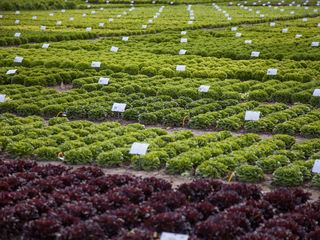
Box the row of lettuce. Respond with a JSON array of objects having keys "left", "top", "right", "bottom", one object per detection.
[
  {"left": 1, "top": 76, "right": 319, "bottom": 136},
  {"left": 0, "top": 4, "right": 319, "bottom": 46},
  {"left": 0, "top": 54, "right": 319, "bottom": 86},
  {"left": 0, "top": 0, "right": 78, "bottom": 11},
  {"left": 144, "top": 18, "right": 320, "bottom": 61},
  {"left": 0, "top": 113, "right": 320, "bottom": 187},
  {"left": 0, "top": 0, "right": 240, "bottom": 11}
]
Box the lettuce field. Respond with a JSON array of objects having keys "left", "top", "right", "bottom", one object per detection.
[{"left": 0, "top": 0, "right": 320, "bottom": 239}]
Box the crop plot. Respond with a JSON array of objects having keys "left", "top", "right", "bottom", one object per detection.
[{"left": 1, "top": 0, "right": 320, "bottom": 238}]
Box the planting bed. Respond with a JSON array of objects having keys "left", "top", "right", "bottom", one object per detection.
[
  {"left": 1, "top": 159, "right": 320, "bottom": 240},
  {"left": 1, "top": 113, "right": 320, "bottom": 188}
]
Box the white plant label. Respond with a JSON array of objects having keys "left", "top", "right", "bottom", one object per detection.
[
  {"left": 117, "top": 15, "right": 121, "bottom": 18},
  {"left": 302, "top": 18, "right": 308, "bottom": 22},
  {"left": 290, "top": 11, "right": 294, "bottom": 14},
  {"left": 198, "top": 85, "right": 210, "bottom": 92},
  {"left": 176, "top": 65, "right": 186, "bottom": 71},
  {"left": 129, "top": 142, "right": 149, "bottom": 155},
  {"left": 282, "top": 28, "right": 288, "bottom": 33},
  {"left": 14, "top": 56, "right": 23, "bottom": 63},
  {"left": 0, "top": 94, "right": 6, "bottom": 103},
  {"left": 267, "top": 69, "right": 277, "bottom": 75},
  {"left": 16, "top": 11, "right": 20, "bottom": 15},
  {"left": 225, "top": 14, "right": 229, "bottom": 17},
  {"left": 179, "top": 49, "right": 187, "bottom": 55},
  {"left": 42, "top": 43, "right": 50, "bottom": 49},
  {"left": 270, "top": 22, "right": 275, "bottom": 26},
  {"left": 188, "top": 21, "right": 193, "bottom": 24},
  {"left": 109, "top": 18, "right": 114, "bottom": 22},
  {"left": 6, "top": 69, "right": 17, "bottom": 75},
  {"left": 49, "top": 13, "right": 54, "bottom": 16},
  {"left": 40, "top": 25, "right": 46, "bottom": 30},
  {"left": 231, "top": 27, "right": 237, "bottom": 31},
  {"left": 123, "top": 11, "right": 127, "bottom": 15},
  {"left": 142, "top": 25, "right": 147, "bottom": 29},
  {"left": 15, "top": 20, "right": 20, "bottom": 24},
  {"left": 101, "top": 8, "right": 104, "bottom": 10},
  {"left": 86, "top": 27, "right": 92, "bottom": 32},
  {"left": 245, "top": 40, "right": 252, "bottom": 44},
  {"left": 251, "top": 51, "right": 260, "bottom": 57},
  {"left": 295, "top": 34, "right": 302, "bottom": 38},
  {"left": 98, "top": 77, "right": 109, "bottom": 85},
  {"left": 245, "top": 111, "right": 260, "bottom": 121},
  {"left": 280, "top": 9, "right": 284, "bottom": 12},
  {"left": 57, "top": 21, "right": 62, "bottom": 25},
  {"left": 227, "top": 17, "right": 232, "bottom": 21},
  {"left": 83, "top": 14, "right": 86, "bottom": 17},
  {"left": 260, "top": 14, "right": 264, "bottom": 17},
  {"left": 160, "top": 232, "right": 189, "bottom": 240},
  {"left": 0, "top": 15, "right": 2, "bottom": 19},
  {"left": 311, "top": 42, "right": 319, "bottom": 47},
  {"left": 91, "top": 61, "right": 101, "bottom": 68},
  {"left": 70, "top": 17, "right": 74, "bottom": 21},
  {"left": 312, "top": 159, "right": 320, "bottom": 174},
  {"left": 99, "top": 23, "right": 104, "bottom": 27},
  {"left": 122, "top": 37, "right": 129, "bottom": 41},
  {"left": 181, "top": 38, "right": 187, "bottom": 43},
  {"left": 235, "top": 33, "right": 242, "bottom": 37},
  {"left": 110, "top": 46, "right": 119, "bottom": 52},
  {"left": 61, "top": 9, "right": 65, "bottom": 13},
  {"left": 112, "top": 103, "right": 126, "bottom": 112},
  {"left": 32, "top": 16, "right": 37, "bottom": 20},
  {"left": 313, "top": 89, "right": 320, "bottom": 96},
  {"left": 148, "top": 19, "right": 153, "bottom": 23},
  {"left": 14, "top": 32, "right": 21, "bottom": 38},
  {"left": 91, "top": 11, "right": 96, "bottom": 14},
  {"left": 318, "top": 23, "right": 320, "bottom": 27},
  {"left": 181, "top": 31, "right": 187, "bottom": 35}
]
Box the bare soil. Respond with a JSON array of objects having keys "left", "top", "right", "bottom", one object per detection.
[{"left": 47, "top": 83, "right": 73, "bottom": 93}]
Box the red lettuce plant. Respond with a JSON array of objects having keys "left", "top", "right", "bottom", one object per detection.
[
  {"left": 22, "top": 217, "right": 61, "bottom": 240},
  {"left": 58, "top": 220, "right": 104, "bottom": 240},
  {"left": 92, "top": 213, "right": 124, "bottom": 237},
  {"left": 177, "top": 179, "right": 222, "bottom": 202},
  {"left": 263, "top": 187, "right": 311, "bottom": 212},
  {"left": 144, "top": 212, "right": 191, "bottom": 234}
]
